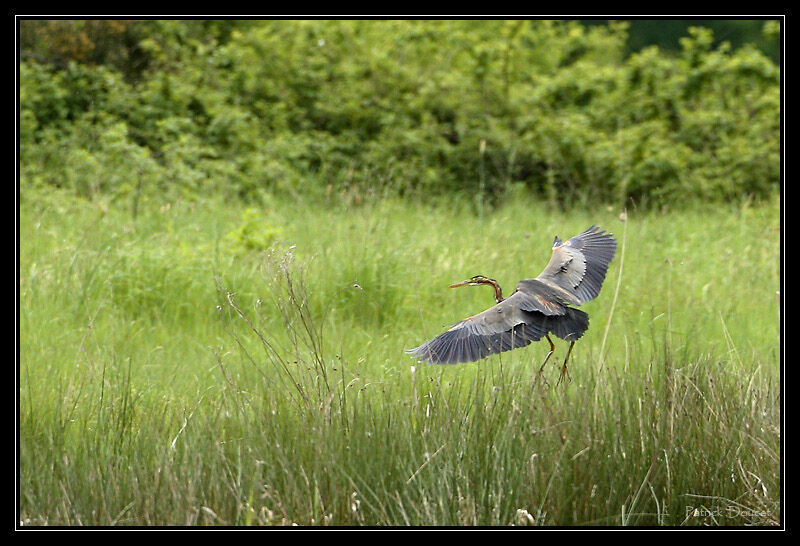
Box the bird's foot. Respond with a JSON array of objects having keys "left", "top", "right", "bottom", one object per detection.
[
  {"left": 557, "top": 364, "right": 572, "bottom": 385},
  {"left": 536, "top": 369, "right": 550, "bottom": 387}
]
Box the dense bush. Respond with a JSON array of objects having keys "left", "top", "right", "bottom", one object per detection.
[{"left": 20, "top": 20, "right": 780, "bottom": 209}]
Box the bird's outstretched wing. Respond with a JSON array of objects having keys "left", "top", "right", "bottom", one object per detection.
[
  {"left": 533, "top": 225, "right": 616, "bottom": 305},
  {"left": 408, "top": 226, "right": 613, "bottom": 365},
  {"left": 407, "top": 290, "right": 564, "bottom": 365}
]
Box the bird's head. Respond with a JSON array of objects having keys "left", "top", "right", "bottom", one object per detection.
[
  {"left": 552, "top": 235, "right": 563, "bottom": 249},
  {"left": 448, "top": 275, "right": 496, "bottom": 289},
  {"left": 449, "top": 275, "right": 504, "bottom": 303}
]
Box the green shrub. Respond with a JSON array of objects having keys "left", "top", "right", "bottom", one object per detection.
[
  {"left": 20, "top": 21, "right": 780, "bottom": 209},
  {"left": 224, "top": 207, "right": 283, "bottom": 253}
]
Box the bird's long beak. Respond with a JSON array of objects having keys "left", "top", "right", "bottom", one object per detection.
[{"left": 448, "top": 280, "right": 472, "bottom": 289}]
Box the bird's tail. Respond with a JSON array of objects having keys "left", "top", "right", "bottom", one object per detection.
[{"left": 544, "top": 307, "right": 589, "bottom": 341}]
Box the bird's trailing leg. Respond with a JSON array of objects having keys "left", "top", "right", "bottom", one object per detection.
[
  {"left": 537, "top": 335, "right": 556, "bottom": 379},
  {"left": 558, "top": 341, "right": 575, "bottom": 385}
]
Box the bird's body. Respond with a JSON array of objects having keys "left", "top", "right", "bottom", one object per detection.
[{"left": 407, "top": 226, "right": 617, "bottom": 380}]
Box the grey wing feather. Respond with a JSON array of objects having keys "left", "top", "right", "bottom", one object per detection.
[
  {"left": 534, "top": 225, "right": 616, "bottom": 305},
  {"left": 407, "top": 291, "right": 551, "bottom": 365}
]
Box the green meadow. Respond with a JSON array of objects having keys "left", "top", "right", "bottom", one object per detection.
[{"left": 19, "top": 189, "right": 780, "bottom": 526}]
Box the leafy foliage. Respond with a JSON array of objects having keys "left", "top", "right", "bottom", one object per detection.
[
  {"left": 224, "top": 207, "right": 283, "bottom": 252},
  {"left": 20, "top": 20, "right": 780, "bottom": 209}
]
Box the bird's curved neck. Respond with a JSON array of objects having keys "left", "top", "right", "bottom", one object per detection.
[{"left": 483, "top": 279, "right": 504, "bottom": 303}]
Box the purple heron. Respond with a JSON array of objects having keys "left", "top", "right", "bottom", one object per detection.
[{"left": 407, "top": 226, "right": 617, "bottom": 382}]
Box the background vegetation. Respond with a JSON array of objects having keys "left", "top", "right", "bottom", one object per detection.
[
  {"left": 21, "top": 19, "right": 780, "bottom": 209},
  {"left": 19, "top": 19, "right": 781, "bottom": 527}
]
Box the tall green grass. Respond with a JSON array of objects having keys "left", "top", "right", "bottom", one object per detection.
[{"left": 19, "top": 189, "right": 780, "bottom": 525}]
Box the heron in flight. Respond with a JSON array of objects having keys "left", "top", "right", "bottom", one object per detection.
[{"left": 407, "top": 226, "right": 617, "bottom": 383}]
